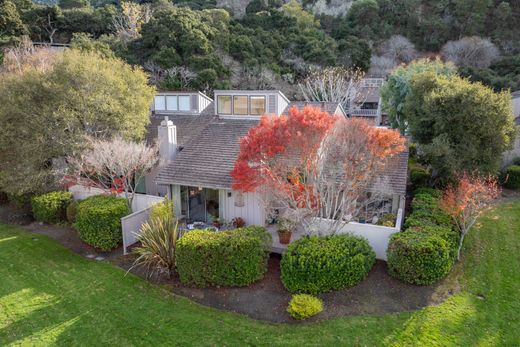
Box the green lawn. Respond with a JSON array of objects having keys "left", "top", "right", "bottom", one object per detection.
[{"left": 1, "top": 202, "right": 519, "bottom": 346}]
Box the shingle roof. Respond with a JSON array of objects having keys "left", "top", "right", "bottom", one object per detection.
[
  {"left": 145, "top": 113, "right": 214, "bottom": 147},
  {"left": 374, "top": 148, "right": 409, "bottom": 196},
  {"left": 283, "top": 101, "right": 344, "bottom": 116},
  {"left": 155, "top": 117, "right": 258, "bottom": 189}
]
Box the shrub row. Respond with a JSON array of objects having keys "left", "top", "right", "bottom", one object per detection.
[
  {"left": 74, "top": 195, "right": 130, "bottom": 251},
  {"left": 31, "top": 191, "right": 73, "bottom": 223},
  {"left": 280, "top": 234, "right": 375, "bottom": 294},
  {"left": 387, "top": 190, "right": 459, "bottom": 285},
  {"left": 176, "top": 226, "right": 271, "bottom": 287}
]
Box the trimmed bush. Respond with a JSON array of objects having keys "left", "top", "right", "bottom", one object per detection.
[
  {"left": 66, "top": 201, "right": 78, "bottom": 223},
  {"left": 405, "top": 190, "right": 453, "bottom": 229},
  {"left": 281, "top": 235, "right": 375, "bottom": 294},
  {"left": 408, "top": 225, "right": 460, "bottom": 261},
  {"left": 31, "top": 191, "right": 73, "bottom": 223},
  {"left": 74, "top": 195, "right": 130, "bottom": 251},
  {"left": 387, "top": 231, "right": 452, "bottom": 285},
  {"left": 176, "top": 226, "right": 271, "bottom": 287},
  {"left": 376, "top": 213, "right": 396, "bottom": 227},
  {"left": 504, "top": 165, "right": 520, "bottom": 189},
  {"left": 413, "top": 187, "right": 441, "bottom": 198},
  {"left": 287, "top": 294, "right": 323, "bottom": 320},
  {"left": 410, "top": 166, "right": 430, "bottom": 188}
]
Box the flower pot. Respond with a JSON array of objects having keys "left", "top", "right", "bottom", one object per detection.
[{"left": 278, "top": 229, "right": 292, "bottom": 245}]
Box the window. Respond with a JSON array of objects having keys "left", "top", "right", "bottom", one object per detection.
[
  {"left": 250, "top": 96, "right": 266, "bottom": 115},
  {"left": 179, "top": 96, "right": 190, "bottom": 111},
  {"left": 217, "top": 95, "right": 232, "bottom": 114},
  {"left": 233, "top": 95, "right": 248, "bottom": 115},
  {"left": 166, "top": 96, "right": 178, "bottom": 111},
  {"left": 154, "top": 96, "right": 166, "bottom": 111}
]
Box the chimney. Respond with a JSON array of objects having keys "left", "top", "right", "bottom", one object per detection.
[{"left": 158, "top": 116, "right": 177, "bottom": 162}]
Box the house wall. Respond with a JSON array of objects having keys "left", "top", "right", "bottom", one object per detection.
[
  {"left": 220, "top": 189, "right": 266, "bottom": 226},
  {"left": 501, "top": 96, "right": 520, "bottom": 168},
  {"left": 213, "top": 90, "right": 290, "bottom": 119}
]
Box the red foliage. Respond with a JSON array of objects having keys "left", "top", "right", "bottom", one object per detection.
[{"left": 231, "top": 106, "right": 336, "bottom": 192}]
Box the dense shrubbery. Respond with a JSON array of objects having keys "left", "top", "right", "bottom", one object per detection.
[
  {"left": 74, "top": 195, "right": 130, "bottom": 250},
  {"left": 281, "top": 235, "right": 375, "bottom": 294},
  {"left": 387, "top": 231, "right": 452, "bottom": 285},
  {"left": 410, "top": 165, "right": 430, "bottom": 188},
  {"left": 287, "top": 294, "right": 323, "bottom": 320},
  {"left": 176, "top": 226, "right": 271, "bottom": 287},
  {"left": 31, "top": 191, "right": 73, "bottom": 223},
  {"left": 504, "top": 165, "right": 520, "bottom": 189},
  {"left": 66, "top": 200, "right": 78, "bottom": 223},
  {"left": 388, "top": 190, "right": 458, "bottom": 285}
]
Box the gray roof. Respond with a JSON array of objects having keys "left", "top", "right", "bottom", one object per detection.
[
  {"left": 155, "top": 117, "right": 258, "bottom": 189},
  {"left": 376, "top": 149, "right": 409, "bottom": 196},
  {"left": 283, "top": 101, "right": 345, "bottom": 116},
  {"left": 145, "top": 113, "right": 213, "bottom": 146}
]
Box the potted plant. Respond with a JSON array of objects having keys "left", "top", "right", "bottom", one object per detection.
[{"left": 277, "top": 217, "right": 296, "bottom": 245}]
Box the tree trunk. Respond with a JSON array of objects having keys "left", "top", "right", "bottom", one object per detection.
[{"left": 457, "top": 233, "right": 465, "bottom": 261}]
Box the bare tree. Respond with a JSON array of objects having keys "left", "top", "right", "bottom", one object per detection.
[
  {"left": 113, "top": 2, "right": 152, "bottom": 42},
  {"left": 378, "top": 35, "right": 417, "bottom": 64},
  {"left": 1, "top": 36, "right": 59, "bottom": 74},
  {"left": 273, "top": 118, "right": 406, "bottom": 235},
  {"left": 66, "top": 136, "right": 159, "bottom": 208},
  {"left": 368, "top": 55, "right": 397, "bottom": 78},
  {"left": 441, "top": 36, "right": 500, "bottom": 68},
  {"left": 298, "top": 67, "right": 364, "bottom": 109}
]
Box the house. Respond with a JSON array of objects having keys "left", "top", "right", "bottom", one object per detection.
[
  {"left": 501, "top": 91, "right": 520, "bottom": 167},
  {"left": 348, "top": 78, "right": 387, "bottom": 126},
  {"left": 145, "top": 89, "right": 408, "bottom": 229}
]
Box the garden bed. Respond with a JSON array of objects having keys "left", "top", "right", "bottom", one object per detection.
[{"left": 0, "top": 211, "right": 456, "bottom": 323}]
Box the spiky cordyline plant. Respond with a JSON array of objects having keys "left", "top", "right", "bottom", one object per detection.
[{"left": 129, "top": 215, "right": 181, "bottom": 279}]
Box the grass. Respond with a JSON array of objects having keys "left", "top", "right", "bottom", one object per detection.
[{"left": 1, "top": 201, "right": 519, "bottom": 346}]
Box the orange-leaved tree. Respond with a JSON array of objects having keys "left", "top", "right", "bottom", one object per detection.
[
  {"left": 441, "top": 172, "right": 501, "bottom": 260},
  {"left": 231, "top": 106, "right": 406, "bottom": 234}
]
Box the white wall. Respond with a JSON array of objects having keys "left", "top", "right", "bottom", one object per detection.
[
  {"left": 122, "top": 207, "right": 152, "bottom": 254},
  {"left": 68, "top": 185, "right": 164, "bottom": 212},
  {"left": 220, "top": 189, "right": 265, "bottom": 226},
  {"left": 312, "top": 216, "right": 401, "bottom": 261}
]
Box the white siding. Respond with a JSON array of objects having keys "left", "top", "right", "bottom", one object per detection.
[{"left": 221, "top": 189, "right": 265, "bottom": 226}]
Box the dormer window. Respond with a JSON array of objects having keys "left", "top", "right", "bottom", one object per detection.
[
  {"left": 217, "top": 96, "right": 232, "bottom": 114},
  {"left": 250, "top": 96, "right": 266, "bottom": 115},
  {"left": 153, "top": 92, "right": 212, "bottom": 115},
  {"left": 214, "top": 90, "right": 288, "bottom": 118},
  {"left": 233, "top": 96, "right": 248, "bottom": 115}
]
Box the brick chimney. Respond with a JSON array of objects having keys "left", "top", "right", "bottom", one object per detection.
[{"left": 158, "top": 116, "right": 177, "bottom": 162}]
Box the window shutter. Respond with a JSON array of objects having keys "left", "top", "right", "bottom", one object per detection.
[
  {"left": 268, "top": 95, "right": 276, "bottom": 114},
  {"left": 190, "top": 94, "right": 198, "bottom": 112}
]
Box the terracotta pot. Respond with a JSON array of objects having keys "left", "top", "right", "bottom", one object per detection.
[{"left": 278, "top": 229, "right": 292, "bottom": 245}]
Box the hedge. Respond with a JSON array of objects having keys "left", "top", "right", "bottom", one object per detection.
[
  {"left": 410, "top": 165, "right": 430, "bottom": 188},
  {"left": 387, "top": 231, "right": 452, "bottom": 285},
  {"left": 66, "top": 201, "right": 78, "bottom": 223},
  {"left": 287, "top": 294, "right": 323, "bottom": 320},
  {"left": 389, "top": 189, "right": 458, "bottom": 285},
  {"left": 31, "top": 191, "right": 73, "bottom": 223},
  {"left": 176, "top": 226, "right": 271, "bottom": 287},
  {"left": 280, "top": 235, "right": 375, "bottom": 294},
  {"left": 74, "top": 195, "right": 130, "bottom": 251},
  {"left": 504, "top": 165, "right": 520, "bottom": 189}
]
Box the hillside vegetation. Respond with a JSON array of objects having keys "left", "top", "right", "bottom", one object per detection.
[{"left": 1, "top": 0, "right": 519, "bottom": 93}]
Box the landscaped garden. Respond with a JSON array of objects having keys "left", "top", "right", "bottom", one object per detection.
[{"left": 1, "top": 199, "right": 519, "bottom": 346}]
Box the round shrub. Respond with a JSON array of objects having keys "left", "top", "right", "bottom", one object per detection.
[
  {"left": 408, "top": 225, "right": 460, "bottom": 261},
  {"left": 387, "top": 231, "right": 452, "bottom": 285},
  {"left": 281, "top": 235, "right": 375, "bottom": 294},
  {"left": 66, "top": 200, "right": 78, "bottom": 223},
  {"left": 74, "top": 195, "right": 130, "bottom": 251},
  {"left": 31, "top": 191, "right": 73, "bottom": 223},
  {"left": 176, "top": 226, "right": 271, "bottom": 287},
  {"left": 504, "top": 165, "right": 520, "bottom": 189},
  {"left": 413, "top": 187, "right": 441, "bottom": 198},
  {"left": 287, "top": 294, "right": 323, "bottom": 320},
  {"left": 410, "top": 166, "right": 430, "bottom": 188}
]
